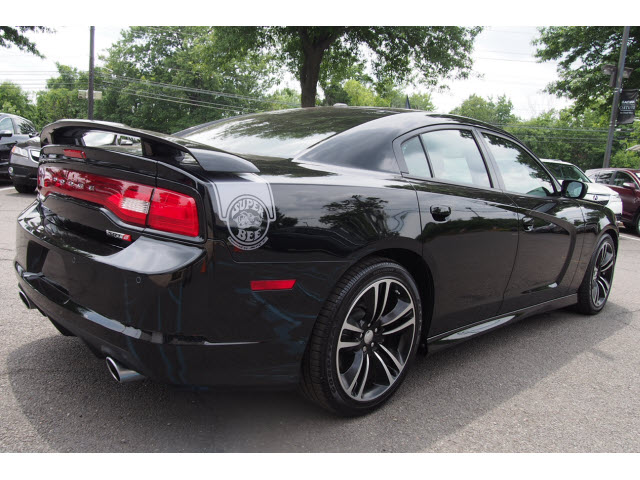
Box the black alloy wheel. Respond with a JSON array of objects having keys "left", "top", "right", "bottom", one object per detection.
[
  {"left": 301, "top": 258, "right": 423, "bottom": 416},
  {"left": 576, "top": 235, "right": 616, "bottom": 315}
]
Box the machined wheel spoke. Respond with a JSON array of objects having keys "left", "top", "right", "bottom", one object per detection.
[
  {"left": 374, "top": 351, "right": 396, "bottom": 386},
  {"left": 597, "top": 276, "right": 610, "bottom": 298},
  {"left": 338, "top": 340, "right": 361, "bottom": 351},
  {"left": 380, "top": 300, "right": 413, "bottom": 328},
  {"left": 600, "top": 252, "right": 615, "bottom": 272},
  {"left": 342, "top": 321, "right": 364, "bottom": 334},
  {"left": 378, "top": 343, "right": 404, "bottom": 372},
  {"left": 356, "top": 354, "right": 370, "bottom": 399},
  {"left": 373, "top": 280, "right": 391, "bottom": 322},
  {"left": 344, "top": 350, "right": 365, "bottom": 395}
]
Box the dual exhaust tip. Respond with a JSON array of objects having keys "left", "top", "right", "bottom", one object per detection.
[
  {"left": 105, "top": 357, "right": 145, "bottom": 383},
  {"left": 19, "top": 291, "right": 144, "bottom": 384}
]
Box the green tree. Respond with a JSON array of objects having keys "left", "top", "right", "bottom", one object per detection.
[
  {"left": 0, "top": 26, "right": 52, "bottom": 57},
  {"left": 504, "top": 107, "right": 612, "bottom": 171},
  {"left": 450, "top": 94, "right": 517, "bottom": 125},
  {"left": 218, "top": 27, "right": 482, "bottom": 107},
  {"left": 0, "top": 82, "right": 35, "bottom": 117},
  {"left": 535, "top": 27, "right": 640, "bottom": 116},
  {"left": 34, "top": 64, "right": 91, "bottom": 128},
  {"left": 98, "top": 26, "right": 279, "bottom": 133}
]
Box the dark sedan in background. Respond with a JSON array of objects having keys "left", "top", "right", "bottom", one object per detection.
[
  {"left": 0, "top": 113, "right": 38, "bottom": 179},
  {"left": 15, "top": 108, "right": 618, "bottom": 415},
  {"left": 8, "top": 137, "right": 41, "bottom": 193}
]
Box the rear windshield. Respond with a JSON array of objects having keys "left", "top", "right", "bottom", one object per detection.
[{"left": 182, "top": 108, "right": 398, "bottom": 158}]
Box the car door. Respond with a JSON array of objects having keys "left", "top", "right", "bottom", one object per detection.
[
  {"left": 395, "top": 127, "right": 520, "bottom": 336},
  {"left": 478, "top": 131, "right": 585, "bottom": 312},
  {"left": 610, "top": 171, "right": 640, "bottom": 222}
]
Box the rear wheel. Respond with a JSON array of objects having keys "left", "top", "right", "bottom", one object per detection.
[
  {"left": 576, "top": 235, "right": 616, "bottom": 315},
  {"left": 301, "top": 258, "right": 422, "bottom": 416}
]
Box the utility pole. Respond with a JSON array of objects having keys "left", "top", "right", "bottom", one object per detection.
[
  {"left": 603, "top": 26, "right": 630, "bottom": 168},
  {"left": 88, "top": 26, "right": 95, "bottom": 120}
]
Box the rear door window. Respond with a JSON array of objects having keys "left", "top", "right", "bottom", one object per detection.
[
  {"left": 401, "top": 136, "right": 431, "bottom": 178},
  {"left": 419, "top": 129, "right": 491, "bottom": 188},
  {"left": 482, "top": 133, "right": 554, "bottom": 197}
]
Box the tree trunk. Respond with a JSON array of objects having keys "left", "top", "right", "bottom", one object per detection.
[{"left": 300, "top": 47, "right": 324, "bottom": 107}]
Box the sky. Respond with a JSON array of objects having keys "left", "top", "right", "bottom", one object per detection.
[{"left": 0, "top": 25, "right": 571, "bottom": 120}]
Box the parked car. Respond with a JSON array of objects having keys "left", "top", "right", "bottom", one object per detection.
[
  {"left": 541, "top": 159, "right": 623, "bottom": 220},
  {"left": 586, "top": 167, "right": 640, "bottom": 235},
  {"left": 0, "top": 113, "right": 38, "bottom": 178},
  {"left": 15, "top": 109, "right": 618, "bottom": 415},
  {"left": 8, "top": 137, "right": 40, "bottom": 193}
]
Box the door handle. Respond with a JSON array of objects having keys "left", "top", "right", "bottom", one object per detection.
[
  {"left": 430, "top": 205, "right": 451, "bottom": 221},
  {"left": 522, "top": 216, "right": 535, "bottom": 232}
]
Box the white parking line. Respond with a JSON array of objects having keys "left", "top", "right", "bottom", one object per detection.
[
  {"left": 620, "top": 234, "right": 640, "bottom": 242},
  {"left": 0, "top": 186, "right": 15, "bottom": 192}
]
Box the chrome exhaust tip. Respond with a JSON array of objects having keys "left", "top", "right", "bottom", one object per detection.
[
  {"left": 105, "top": 357, "right": 144, "bottom": 383},
  {"left": 19, "top": 290, "right": 34, "bottom": 309}
]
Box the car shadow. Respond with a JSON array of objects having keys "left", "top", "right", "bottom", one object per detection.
[{"left": 7, "top": 303, "right": 630, "bottom": 452}]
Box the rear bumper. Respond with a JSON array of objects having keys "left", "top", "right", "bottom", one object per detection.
[
  {"left": 16, "top": 276, "right": 299, "bottom": 387},
  {"left": 15, "top": 202, "right": 341, "bottom": 388}
]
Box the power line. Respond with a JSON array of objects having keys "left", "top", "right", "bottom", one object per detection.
[{"left": 97, "top": 72, "right": 300, "bottom": 107}]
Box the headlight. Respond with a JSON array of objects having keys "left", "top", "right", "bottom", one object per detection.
[
  {"left": 10, "top": 146, "right": 29, "bottom": 158},
  {"left": 30, "top": 149, "right": 41, "bottom": 161}
]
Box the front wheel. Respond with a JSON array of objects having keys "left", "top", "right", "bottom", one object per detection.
[
  {"left": 14, "top": 183, "right": 35, "bottom": 194},
  {"left": 301, "top": 258, "right": 423, "bottom": 416},
  {"left": 576, "top": 235, "right": 616, "bottom": 315}
]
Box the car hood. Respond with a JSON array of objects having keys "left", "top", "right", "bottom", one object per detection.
[{"left": 585, "top": 182, "right": 617, "bottom": 195}]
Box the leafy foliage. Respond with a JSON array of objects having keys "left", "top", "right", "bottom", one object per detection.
[
  {"left": 0, "top": 82, "right": 35, "bottom": 117},
  {"left": 450, "top": 94, "right": 518, "bottom": 125},
  {"left": 0, "top": 26, "right": 52, "bottom": 58},
  {"left": 217, "top": 27, "right": 482, "bottom": 107},
  {"left": 97, "top": 27, "right": 281, "bottom": 133},
  {"left": 535, "top": 27, "right": 640, "bottom": 116}
]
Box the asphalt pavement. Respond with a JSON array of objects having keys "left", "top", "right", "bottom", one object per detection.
[{"left": 1, "top": 182, "right": 639, "bottom": 452}]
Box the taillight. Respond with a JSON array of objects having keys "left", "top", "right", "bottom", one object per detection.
[
  {"left": 148, "top": 188, "right": 199, "bottom": 237},
  {"left": 38, "top": 166, "right": 199, "bottom": 237}
]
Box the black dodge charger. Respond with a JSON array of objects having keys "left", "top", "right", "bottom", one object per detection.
[{"left": 15, "top": 108, "right": 618, "bottom": 415}]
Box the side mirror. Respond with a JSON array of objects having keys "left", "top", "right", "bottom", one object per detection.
[
  {"left": 561, "top": 180, "right": 588, "bottom": 199},
  {"left": 0, "top": 130, "right": 13, "bottom": 138},
  {"left": 622, "top": 182, "right": 637, "bottom": 190}
]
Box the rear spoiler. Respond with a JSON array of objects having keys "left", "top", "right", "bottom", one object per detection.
[{"left": 40, "top": 119, "right": 259, "bottom": 174}]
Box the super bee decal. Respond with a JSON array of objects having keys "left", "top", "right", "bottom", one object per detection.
[{"left": 212, "top": 174, "right": 276, "bottom": 250}]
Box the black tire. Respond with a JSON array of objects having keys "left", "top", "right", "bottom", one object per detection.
[
  {"left": 14, "top": 183, "right": 35, "bottom": 194},
  {"left": 301, "top": 257, "right": 423, "bottom": 416},
  {"left": 633, "top": 212, "right": 640, "bottom": 236},
  {"left": 576, "top": 234, "right": 616, "bottom": 315}
]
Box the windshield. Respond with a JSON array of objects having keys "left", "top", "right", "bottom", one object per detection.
[
  {"left": 182, "top": 108, "right": 398, "bottom": 158},
  {"left": 544, "top": 162, "right": 590, "bottom": 182}
]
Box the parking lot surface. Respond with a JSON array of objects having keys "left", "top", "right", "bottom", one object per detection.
[{"left": 1, "top": 183, "right": 639, "bottom": 452}]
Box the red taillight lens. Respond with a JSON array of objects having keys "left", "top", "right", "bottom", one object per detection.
[
  {"left": 38, "top": 166, "right": 199, "bottom": 237},
  {"left": 147, "top": 188, "right": 199, "bottom": 237},
  {"left": 250, "top": 280, "right": 297, "bottom": 291},
  {"left": 63, "top": 149, "right": 87, "bottom": 159}
]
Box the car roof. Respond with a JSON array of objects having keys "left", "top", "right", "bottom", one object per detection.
[
  {"left": 586, "top": 167, "right": 640, "bottom": 174},
  {"left": 541, "top": 158, "right": 573, "bottom": 166}
]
